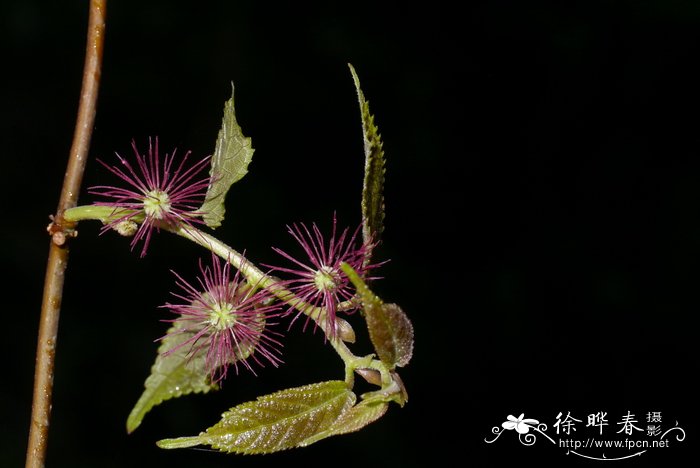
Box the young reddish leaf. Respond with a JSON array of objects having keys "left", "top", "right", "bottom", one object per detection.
[
  {"left": 349, "top": 64, "right": 385, "bottom": 262},
  {"left": 375, "top": 304, "right": 414, "bottom": 368},
  {"left": 157, "top": 381, "right": 355, "bottom": 454},
  {"left": 341, "top": 263, "right": 414, "bottom": 369},
  {"left": 126, "top": 324, "right": 217, "bottom": 433}
]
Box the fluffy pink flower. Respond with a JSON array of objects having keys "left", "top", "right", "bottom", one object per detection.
[
  {"left": 266, "top": 215, "right": 379, "bottom": 338},
  {"left": 162, "top": 253, "right": 283, "bottom": 382},
  {"left": 89, "top": 137, "right": 211, "bottom": 257}
]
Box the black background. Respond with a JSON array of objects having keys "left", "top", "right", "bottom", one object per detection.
[{"left": 1, "top": 1, "right": 696, "bottom": 467}]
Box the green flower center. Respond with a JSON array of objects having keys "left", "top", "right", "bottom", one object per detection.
[
  {"left": 143, "top": 189, "right": 171, "bottom": 219},
  {"left": 208, "top": 302, "right": 237, "bottom": 331},
  {"left": 314, "top": 265, "right": 341, "bottom": 292}
]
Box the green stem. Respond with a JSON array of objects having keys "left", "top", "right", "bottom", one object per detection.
[
  {"left": 172, "top": 225, "right": 332, "bottom": 318},
  {"left": 62, "top": 205, "right": 121, "bottom": 223},
  {"left": 181, "top": 223, "right": 396, "bottom": 390},
  {"left": 64, "top": 205, "right": 400, "bottom": 395},
  {"left": 64, "top": 207, "right": 358, "bottom": 351},
  {"left": 179, "top": 226, "right": 394, "bottom": 388}
]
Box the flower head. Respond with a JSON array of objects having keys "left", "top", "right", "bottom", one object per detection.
[
  {"left": 266, "top": 215, "right": 380, "bottom": 338},
  {"left": 89, "top": 137, "right": 211, "bottom": 257},
  {"left": 162, "top": 253, "right": 283, "bottom": 382}
]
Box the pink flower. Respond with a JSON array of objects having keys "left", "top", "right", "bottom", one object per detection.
[
  {"left": 89, "top": 137, "right": 211, "bottom": 257},
  {"left": 162, "top": 253, "right": 284, "bottom": 382},
  {"left": 266, "top": 215, "right": 379, "bottom": 338}
]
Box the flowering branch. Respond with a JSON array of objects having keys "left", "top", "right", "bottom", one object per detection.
[
  {"left": 62, "top": 205, "right": 379, "bottom": 374},
  {"left": 53, "top": 54, "right": 411, "bottom": 453},
  {"left": 27, "top": 1, "right": 106, "bottom": 467}
]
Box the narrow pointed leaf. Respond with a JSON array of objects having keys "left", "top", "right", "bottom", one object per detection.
[
  {"left": 349, "top": 64, "right": 385, "bottom": 260},
  {"left": 200, "top": 84, "right": 255, "bottom": 228},
  {"left": 342, "top": 263, "right": 414, "bottom": 369},
  {"left": 300, "top": 400, "right": 389, "bottom": 446},
  {"left": 157, "top": 381, "right": 356, "bottom": 454},
  {"left": 126, "top": 324, "right": 217, "bottom": 433}
]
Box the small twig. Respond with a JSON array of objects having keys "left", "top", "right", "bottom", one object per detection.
[{"left": 26, "top": 1, "right": 106, "bottom": 467}]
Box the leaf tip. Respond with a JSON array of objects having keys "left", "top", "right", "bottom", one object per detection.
[
  {"left": 157, "top": 436, "right": 203, "bottom": 450},
  {"left": 126, "top": 413, "right": 141, "bottom": 434},
  {"left": 348, "top": 63, "right": 361, "bottom": 92}
]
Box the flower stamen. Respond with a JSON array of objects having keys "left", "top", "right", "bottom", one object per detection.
[
  {"left": 208, "top": 301, "right": 237, "bottom": 331},
  {"left": 313, "top": 265, "right": 341, "bottom": 292},
  {"left": 143, "top": 189, "right": 172, "bottom": 219}
]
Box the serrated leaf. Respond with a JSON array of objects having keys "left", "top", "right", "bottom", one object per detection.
[
  {"left": 157, "top": 381, "right": 355, "bottom": 454},
  {"left": 300, "top": 400, "right": 389, "bottom": 446},
  {"left": 126, "top": 324, "right": 217, "bottom": 434},
  {"left": 200, "top": 84, "right": 254, "bottom": 228},
  {"left": 341, "top": 263, "right": 414, "bottom": 369},
  {"left": 373, "top": 304, "right": 414, "bottom": 368},
  {"left": 349, "top": 63, "right": 385, "bottom": 260}
]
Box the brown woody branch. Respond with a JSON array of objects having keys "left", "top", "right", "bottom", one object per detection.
[{"left": 26, "top": 1, "right": 106, "bottom": 467}]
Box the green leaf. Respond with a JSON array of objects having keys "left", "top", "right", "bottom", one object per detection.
[
  {"left": 200, "top": 83, "right": 255, "bottom": 228},
  {"left": 372, "top": 304, "right": 414, "bottom": 368},
  {"left": 349, "top": 63, "right": 385, "bottom": 260},
  {"left": 341, "top": 263, "right": 414, "bottom": 369},
  {"left": 126, "top": 324, "right": 217, "bottom": 434},
  {"left": 157, "top": 381, "right": 356, "bottom": 454},
  {"left": 300, "top": 399, "right": 389, "bottom": 446}
]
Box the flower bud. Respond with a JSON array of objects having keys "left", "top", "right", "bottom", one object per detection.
[
  {"left": 356, "top": 368, "right": 382, "bottom": 386},
  {"left": 114, "top": 220, "right": 138, "bottom": 237},
  {"left": 335, "top": 318, "right": 356, "bottom": 343}
]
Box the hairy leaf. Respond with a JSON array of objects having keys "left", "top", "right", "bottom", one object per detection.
[
  {"left": 373, "top": 304, "right": 414, "bottom": 368},
  {"left": 200, "top": 84, "right": 255, "bottom": 228},
  {"left": 126, "top": 324, "right": 217, "bottom": 433},
  {"left": 300, "top": 399, "right": 389, "bottom": 446},
  {"left": 349, "top": 63, "right": 385, "bottom": 260},
  {"left": 342, "top": 263, "right": 414, "bottom": 369},
  {"left": 157, "top": 381, "right": 356, "bottom": 453}
]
